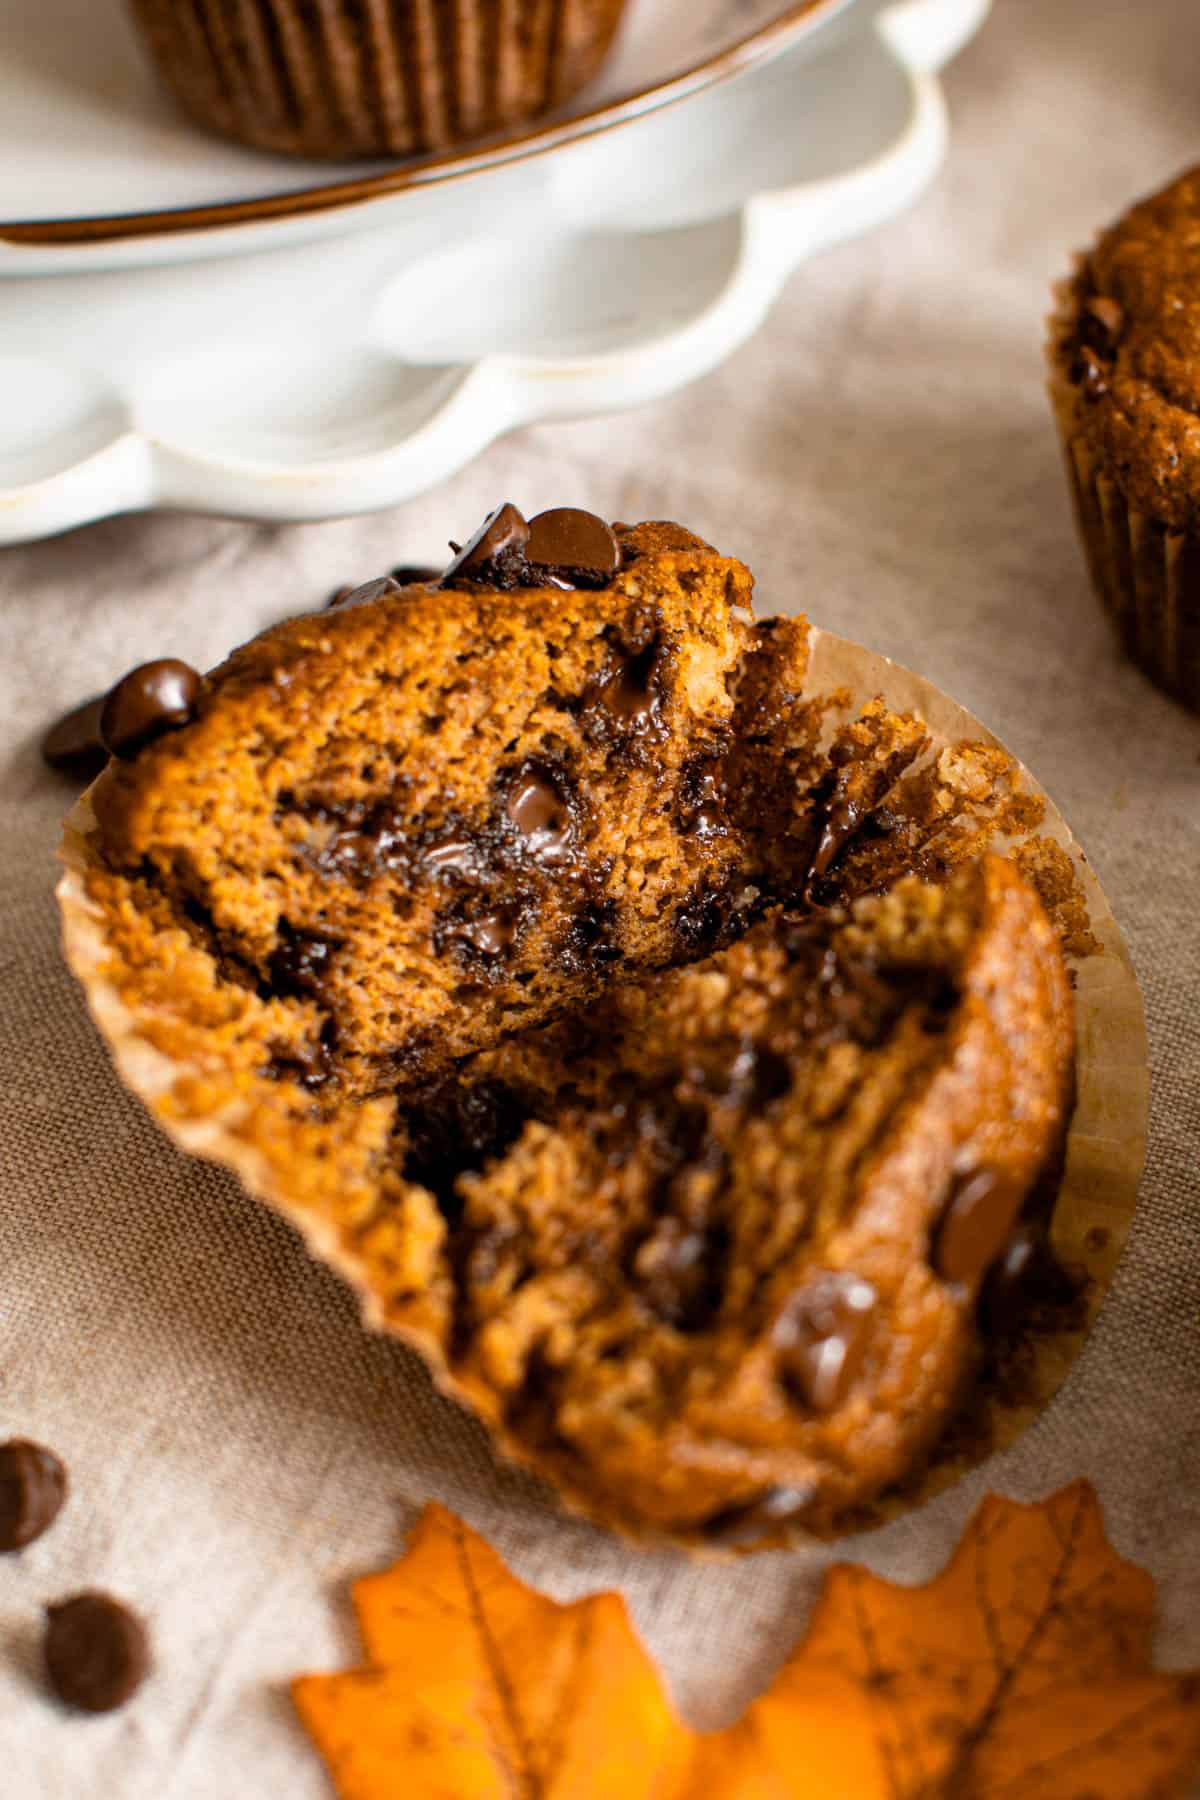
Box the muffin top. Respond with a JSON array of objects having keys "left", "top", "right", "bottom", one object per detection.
[{"left": 1057, "top": 166, "right": 1200, "bottom": 532}]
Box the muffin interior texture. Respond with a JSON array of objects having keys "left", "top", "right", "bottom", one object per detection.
[{"left": 74, "top": 519, "right": 1078, "bottom": 1543}]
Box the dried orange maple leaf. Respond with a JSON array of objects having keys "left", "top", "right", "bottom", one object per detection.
[{"left": 292, "top": 1482, "right": 1200, "bottom": 1800}]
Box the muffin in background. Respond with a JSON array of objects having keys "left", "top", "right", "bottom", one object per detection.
[
  {"left": 1048, "top": 167, "right": 1200, "bottom": 714},
  {"left": 128, "top": 0, "right": 629, "bottom": 161}
]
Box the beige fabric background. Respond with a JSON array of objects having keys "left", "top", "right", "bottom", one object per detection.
[{"left": 2, "top": 0, "right": 1198, "bottom": 1792}]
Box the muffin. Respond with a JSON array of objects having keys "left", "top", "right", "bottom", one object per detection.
[
  {"left": 128, "top": 0, "right": 629, "bottom": 160},
  {"left": 59, "top": 506, "right": 1077, "bottom": 1545},
  {"left": 1049, "top": 167, "right": 1200, "bottom": 713}
]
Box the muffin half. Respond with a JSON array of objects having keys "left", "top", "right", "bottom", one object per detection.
[{"left": 59, "top": 509, "right": 1076, "bottom": 1544}]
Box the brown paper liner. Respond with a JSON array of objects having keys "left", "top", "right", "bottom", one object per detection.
[
  {"left": 127, "top": 0, "right": 629, "bottom": 160},
  {"left": 57, "top": 632, "right": 1148, "bottom": 1552},
  {"left": 1048, "top": 293, "right": 1200, "bottom": 714}
]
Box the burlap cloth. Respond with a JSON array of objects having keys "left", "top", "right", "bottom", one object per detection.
[{"left": 2, "top": 0, "right": 1197, "bottom": 1790}]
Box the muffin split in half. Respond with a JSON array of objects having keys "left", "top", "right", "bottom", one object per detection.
[{"left": 61, "top": 514, "right": 1076, "bottom": 1544}]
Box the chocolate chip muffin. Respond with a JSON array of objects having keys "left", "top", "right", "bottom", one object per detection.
[
  {"left": 1049, "top": 166, "right": 1200, "bottom": 713},
  {"left": 61, "top": 506, "right": 1076, "bottom": 1545},
  {"left": 128, "top": 0, "right": 629, "bottom": 160}
]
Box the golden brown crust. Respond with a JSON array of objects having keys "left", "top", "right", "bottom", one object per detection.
[
  {"left": 61, "top": 523, "right": 1079, "bottom": 1546},
  {"left": 1050, "top": 168, "right": 1200, "bottom": 534}
]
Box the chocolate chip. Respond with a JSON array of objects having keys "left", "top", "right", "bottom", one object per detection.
[
  {"left": 525, "top": 508, "right": 620, "bottom": 588},
  {"left": 774, "top": 1273, "right": 878, "bottom": 1412},
  {"left": 40, "top": 696, "right": 109, "bottom": 782},
  {"left": 703, "top": 1483, "right": 817, "bottom": 1546},
  {"left": 402, "top": 1079, "right": 528, "bottom": 1222},
  {"left": 674, "top": 888, "right": 729, "bottom": 955},
  {"left": 807, "top": 797, "right": 864, "bottom": 886},
  {"left": 327, "top": 576, "right": 401, "bottom": 610},
  {"left": 505, "top": 763, "right": 572, "bottom": 862},
  {"left": 390, "top": 564, "right": 444, "bottom": 587},
  {"left": 422, "top": 833, "right": 480, "bottom": 877},
  {"left": 442, "top": 503, "right": 530, "bottom": 583},
  {"left": 678, "top": 759, "right": 727, "bottom": 837},
  {"left": 934, "top": 1168, "right": 1023, "bottom": 1288},
  {"left": 99, "top": 660, "right": 200, "bottom": 759},
  {"left": 266, "top": 1032, "right": 333, "bottom": 1092},
  {"left": 267, "top": 925, "right": 336, "bottom": 999},
  {"left": 591, "top": 641, "right": 664, "bottom": 734},
  {"left": 460, "top": 911, "right": 518, "bottom": 957},
  {"left": 44, "top": 1593, "right": 150, "bottom": 1714},
  {"left": 0, "top": 1440, "right": 67, "bottom": 1551},
  {"left": 978, "top": 1221, "right": 1081, "bottom": 1337},
  {"left": 564, "top": 900, "right": 621, "bottom": 968},
  {"left": 978, "top": 1224, "right": 1043, "bottom": 1333}
]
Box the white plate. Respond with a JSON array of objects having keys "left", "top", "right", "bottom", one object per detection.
[
  {"left": 1, "top": 0, "right": 860, "bottom": 266},
  {"left": 0, "top": 0, "right": 989, "bottom": 545}
]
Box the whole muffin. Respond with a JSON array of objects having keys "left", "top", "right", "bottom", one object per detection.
[
  {"left": 1049, "top": 167, "right": 1200, "bottom": 713},
  {"left": 128, "top": 0, "right": 629, "bottom": 160}
]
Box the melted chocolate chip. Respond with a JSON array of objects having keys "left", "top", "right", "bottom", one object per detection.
[
  {"left": 266, "top": 1032, "right": 334, "bottom": 1092},
  {"left": 590, "top": 640, "right": 665, "bottom": 736},
  {"left": 443, "top": 503, "right": 530, "bottom": 584},
  {"left": 774, "top": 1273, "right": 878, "bottom": 1413},
  {"left": 422, "top": 833, "right": 480, "bottom": 878},
  {"left": 390, "top": 564, "right": 444, "bottom": 587},
  {"left": 525, "top": 508, "right": 621, "bottom": 588},
  {"left": 703, "top": 1483, "right": 817, "bottom": 1547},
  {"left": 934, "top": 1168, "right": 1023, "bottom": 1288},
  {"left": 674, "top": 887, "right": 731, "bottom": 956},
  {"left": 564, "top": 900, "right": 622, "bottom": 969},
  {"left": 44, "top": 1593, "right": 150, "bottom": 1714},
  {"left": 0, "top": 1440, "right": 68, "bottom": 1551},
  {"left": 41, "top": 695, "right": 109, "bottom": 782},
  {"left": 100, "top": 660, "right": 200, "bottom": 759},
  {"left": 678, "top": 758, "right": 727, "bottom": 837},
  {"left": 978, "top": 1221, "right": 1080, "bottom": 1337},
  {"left": 267, "top": 925, "right": 336, "bottom": 1000},
  {"left": 402, "top": 1080, "right": 528, "bottom": 1223},
  {"left": 504, "top": 763, "right": 573, "bottom": 862},
  {"left": 808, "top": 797, "right": 864, "bottom": 886},
  {"left": 459, "top": 911, "right": 519, "bottom": 957},
  {"left": 327, "top": 576, "right": 401, "bottom": 610}
]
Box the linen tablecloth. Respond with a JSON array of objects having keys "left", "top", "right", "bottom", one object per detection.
[{"left": 2, "top": 0, "right": 1197, "bottom": 1791}]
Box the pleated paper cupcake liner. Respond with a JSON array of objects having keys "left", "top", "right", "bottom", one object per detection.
[
  {"left": 1048, "top": 306, "right": 1200, "bottom": 714},
  {"left": 128, "top": 0, "right": 628, "bottom": 160}
]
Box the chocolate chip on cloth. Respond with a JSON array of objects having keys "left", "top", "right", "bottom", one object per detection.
[
  {"left": 0, "top": 1439, "right": 67, "bottom": 1550},
  {"left": 41, "top": 696, "right": 109, "bottom": 784},
  {"left": 61, "top": 513, "right": 1076, "bottom": 1546},
  {"left": 43, "top": 1592, "right": 150, "bottom": 1714}
]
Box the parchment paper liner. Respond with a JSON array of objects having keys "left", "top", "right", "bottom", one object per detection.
[
  {"left": 127, "top": 0, "right": 629, "bottom": 161},
  {"left": 1048, "top": 282, "right": 1200, "bottom": 714},
  {"left": 56, "top": 627, "right": 1148, "bottom": 1550}
]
